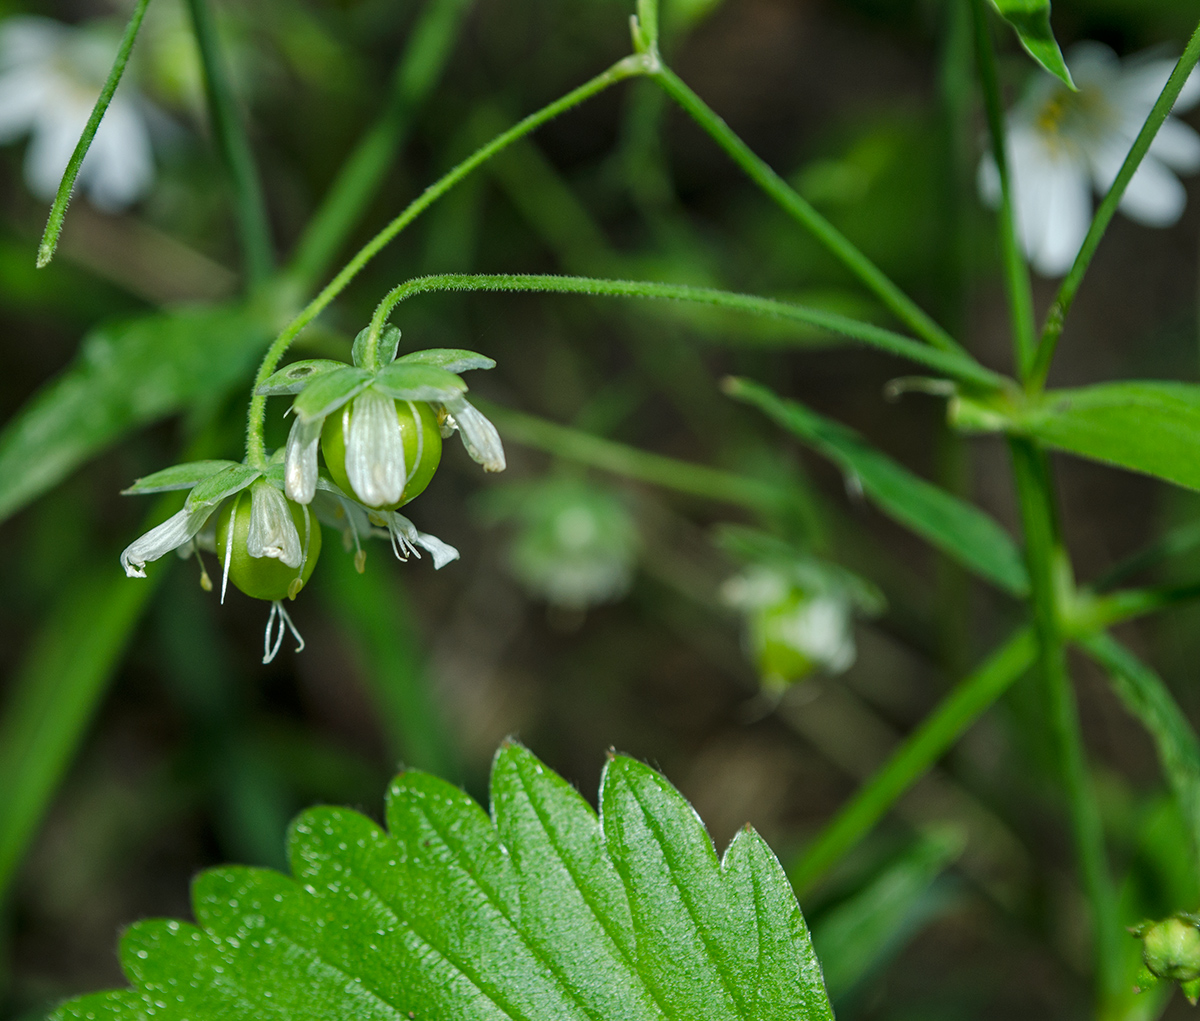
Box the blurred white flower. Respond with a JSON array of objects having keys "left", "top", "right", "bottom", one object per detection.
[
  {"left": 0, "top": 16, "right": 154, "bottom": 210},
  {"left": 979, "top": 42, "right": 1200, "bottom": 276}
]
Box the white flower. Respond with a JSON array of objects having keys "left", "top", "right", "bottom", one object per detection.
[
  {"left": 979, "top": 42, "right": 1200, "bottom": 276},
  {"left": 0, "top": 16, "right": 154, "bottom": 210}
]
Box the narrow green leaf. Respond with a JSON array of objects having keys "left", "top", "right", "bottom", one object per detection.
[
  {"left": 1017, "top": 382, "right": 1200, "bottom": 493},
  {"left": 727, "top": 377, "right": 1029, "bottom": 596},
  {"left": 37, "top": 0, "right": 155, "bottom": 267},
  {"left": 396, "top": 348, "right": 497, "bottom": 373},
  {"left": 372, "top": 362, "right": 466, "bottom": 401},
  {"left": 987, "top": 0, "right": 1073, "bottom": 87},
  {"left": 184, "top": 463, "right": 261, "bottom": 513},
  {"left": 255, "top": 359, "right": 350, "bottom": 396},
  {"left": 291, "top": 366, "right": 373, "bottom": 422},
  {"left": 0, "top": 304, "right": 269, "bottom": 524},
  {"left": 1077, "top": 632, "right": 1200, "bottom": 870},
  {"left": 121, "top": 460, "right": 241, "bottom": 495},
  {"left": 52, "top": 744, "right": 834, "bottom": 1021}
]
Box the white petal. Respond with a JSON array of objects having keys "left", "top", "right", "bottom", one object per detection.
[
  {"left": 414, "top": 530, "right": 460, "bottom": 569},
  {"left": 79, "top": 99, "right": 154, "bottom": 210},
  {"left": 976, "top": 152, "right": 1001, "bottom": 209},
  {"left": 345, "top": 389, "right": 405, "bottom": 507},
  {"left": 1118, "top": 154, "right": 1187, "bottom": 227},
  {"left": 120, "top": 507, "right": 207, "bottom": 577},
  {"left": 23, "top": 102, "right": 88, "bottom": 201},
  {"left": 246, "top": 481, "right": 303, "bottom": 568},
  {"left": 1148, "top": 118, "right": 1200, "bottom": 174},
  {"left": 444, "top": 395, "right": 505, "bottom": 472},
  {"left": 0, "top": 18, "right": 63, "bottom": 70},
  {"left": 1117, "top": 57, "right": 1190, "bottom": 111},
  {"left": 0, "top": 66, "right": 49, "bottom": 141},
  {"left": 787, "top": 597, "right": 855, "bottom": 674},
  {"left": 1008, "top": 129, "right": 1092, "bottom": 276},
  {"left": 284, "top": 414, "right": 322, "bottom": 504}
]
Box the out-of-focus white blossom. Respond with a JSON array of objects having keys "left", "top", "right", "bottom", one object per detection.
[
  {"left": 979, "top": 42, "right": 1200, "bottom": 276},
  {"left": 0, "top": 16, "right": 154, "bottom": 210}
]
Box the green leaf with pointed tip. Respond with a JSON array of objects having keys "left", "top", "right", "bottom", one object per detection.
[
  {"left": 988, "top": 0, "right": 1073, "bottom": 87},
  {"left": 52, "top": 743, "right": 834, "bottom": 1021},
  {"left": 291, "top": 366, "right": 373, "bottom": 422},
  {"left": 184, "top": 464, "right": 261, "bottom": 513},
  {"left": 397, "top": 348, "right": 497, "bottom": 373},
  {"left": 373, "top": 362, "right": 467, "bottom": 401},
  {"left": 351, "top": 324, "right": 401, "bottom": 368},
  {"left": 727, "top": 377, "right": 1029, "bottom": 596},
  {"left": 0, "top": 304, "right": 270, "bottom": 525},
  {"left": 121, "top": 460, "right": 241, "bottom": 495},
  {"left": 256, "top": 359, "right": 351, "bottom": 396}
]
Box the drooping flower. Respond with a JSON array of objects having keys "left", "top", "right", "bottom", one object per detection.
[
  {"left": 484, "top": 476, "right": 639, "bottom": 611},
  {"left": 978, "top": 42, "right": 1200, "bottom": 276},
  {"left": 0, "top": 16, "right": 155, "bottom": 210}
]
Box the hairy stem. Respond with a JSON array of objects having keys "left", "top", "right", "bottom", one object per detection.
[
  {"left": 184, "top": 0, "right": 274, "bottom": 287},
  {"left": 245, "top": 54, "right": 650, "bottom": 465}
]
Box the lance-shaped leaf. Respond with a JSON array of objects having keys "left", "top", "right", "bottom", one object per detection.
[
  {"left": 373, "top": 362, "right": 467, "bottom": 401},
  {"left": 121, "top": 460, "right": 241, "bottom": 495},
  {"left": 397, "top": 348, "right": 497, "bottom": 373},
  {"left": 988, "top": 0, "right": 1073, "bottom": 88},
  {"left": 184, "top": 464, "right": 262, "bottom": 514},
  {"left": 52, "top": 743, "right": 834, "bottom": 1021},
  {"left": 351, "top": 324, "right": 402, "bottom": 368},
  {"left": 291, "top": 366, "right": 373, "bottom": 422},
  {"left": 256, "top": 360, "right": 351, "bottom": 396},
  {"left": 727, "top": 377, "right": 1029, "bottom": 597}
]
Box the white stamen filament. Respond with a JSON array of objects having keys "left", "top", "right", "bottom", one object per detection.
[{"left": 263, "top": 600, "right": 306, "bottom": 664}]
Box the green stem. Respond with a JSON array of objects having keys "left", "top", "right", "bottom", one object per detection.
[
  {"left": 649, "top": 64, "right": 962, "bottom": 356},
  {"left": 244, "top": 54, "right": 650, "bottom": 464},
  {"left": 288, "top": 0, "right": 475, "bottom": 289},
  {"left": 789, "top": 627, "right": 1036, "bottom": 894},
  {"left": 480, "top": 400, "right": 794, "bottom": 513},
  {"left": 364, "top": 273, "right": 1004, "bottom": 385},
  {"left": 1030, "top": 18, "right": 1200, "bottom": 389},
  {"left": 1009, "top": 438, "right": 1121, "bottom": 1003},
  {"left": 970, "top": 0, "right": 1036, "bottom": 380},
  {"left": 36, "top": 0, "right": 153, "bottom": 269},
  {"left": 183, "top": 0, "right": 274, "bottom": 287}
]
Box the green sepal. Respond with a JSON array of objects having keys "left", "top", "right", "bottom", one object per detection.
[
  {"left": 255, "top": 359, "right": 350, "bottom": 396},
  {"left": 373, "top": 362, "right": 467, "bottom": 402},
  {"left": 291, "top": 366, "right": 373, "bottom": 422},
  {"left": 987, "top": 0, "right": 1074, "bottom": 88},
  {"left": 396, "top": 348, "right": 496, "bottom": 373},
  {"left": 121, "top": 460, "right": 241, "bottom": 495},
  {"left": 1183, "top": 978, "right": 1200, "bottom": 1005},
  {"left": 184, "top": 463, "right": 263, "bottom": 513},
  {"left": 351, "top": 324, "right": 401, "bottom": 368}
]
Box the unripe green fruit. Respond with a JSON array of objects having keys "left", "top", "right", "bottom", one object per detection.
[
  {"left": 215, "top": 494, "right": 322, "bottom": 601},
  {"left": 1142, "top": 917, "right": 1200, "bottom": 981},
  {"left": 320, "top": 398, "right": 442, "bottom": 509}
]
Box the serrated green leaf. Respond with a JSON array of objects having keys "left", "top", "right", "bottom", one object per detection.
[
  {"left": 372, "top": 362, "right": 467, "bottom": 401},
  {"left": 291, "top": 366, "right": 373, "bottom": 422},
  {"left": 256, "top": 359, "right": 350, "bottom": 396},
  {"left": 121, "top": 460, "right": 242, "bottom": 495},
  {"left": 988, "top": 0, "right": 1073, "bottom": 87},
  {"left": 396, "top": 348, "right": 497, "bottom": 373},
  {"left": 52, "top": 743, "right": 834, "bottom": 1021},
  {"left": 0, "top": 304, "right": 269, "bottom": 524},
  {"left": 727, "top": 377, "right": 1029, "bottom": 596},
  {"left": 1017, "top": 382, "right": 1200, "bottom": 493},
  {"left": 184, "top": 464, "right": 262, "bottom": 513}
]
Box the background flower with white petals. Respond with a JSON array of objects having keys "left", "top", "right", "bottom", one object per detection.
[{"left": 979, "top": 42, "right": 1200, "bottom": 277}]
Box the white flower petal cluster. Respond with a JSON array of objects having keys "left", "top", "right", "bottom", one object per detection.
[
  {"left": 979, "top": 42, "right": 1200, "bottom": 276},
  {"left": 0, "top": 16, "right": 154, "bottom": 210}
]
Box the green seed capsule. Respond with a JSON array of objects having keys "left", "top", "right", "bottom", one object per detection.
[
  {"left": 215, "top": 490, "right": 322, "bottom": 601},
  {"left": 321, "top": 397, "right": 442, "bottom": 510}
]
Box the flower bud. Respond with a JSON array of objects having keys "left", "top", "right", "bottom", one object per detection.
[{"left": 1139, "top": 916, "right": 1200, "bottom": 983}]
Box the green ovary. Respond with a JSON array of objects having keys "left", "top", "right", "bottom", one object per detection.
[{"left": 215, "top": 495, "right": 322, "bottom": 601}]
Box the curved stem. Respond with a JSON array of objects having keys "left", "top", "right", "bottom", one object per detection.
[
  {"left": 245, "top": 54, "right": 650, "bottom": 464},
  {"left": 1030, "top": 18, "right": 1200, "bottom": 390},
  {"left": 366, "top": 273, "right": 1006, "bottom": 387},
  {"left": 648, "top": 64, "right": 963, "bottom": 356}
]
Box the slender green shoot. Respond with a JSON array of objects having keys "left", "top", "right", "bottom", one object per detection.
[
  {"left": 1031, "top": 18, "right": 1200, "bottom": 389},
  {"left": 288, "top": 0, "right": 476, "bottom": 289},
  {"left": 970, "top": 0, "right": 1036, "bottom": 380},
  {"left": 649, "top": 63, "right": 963, "bottom": 356},
  {"left": 36, "top": 0, "right": 154, "bottom": 269},
  {"left": 184, "top": 0, "right": 274, "bottom": 286},
  {"left": 362, "top": 272, "right": 1006, "bottom": 386},
  {"left": 245, "top": 54, "right": 650, "bottom": 466},
  {"left": 790, "top": 627, "right": 1036, "bottom": 894},
  {"left": 1092, "top": 518, "right": 1200, "bottom": 591}
]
